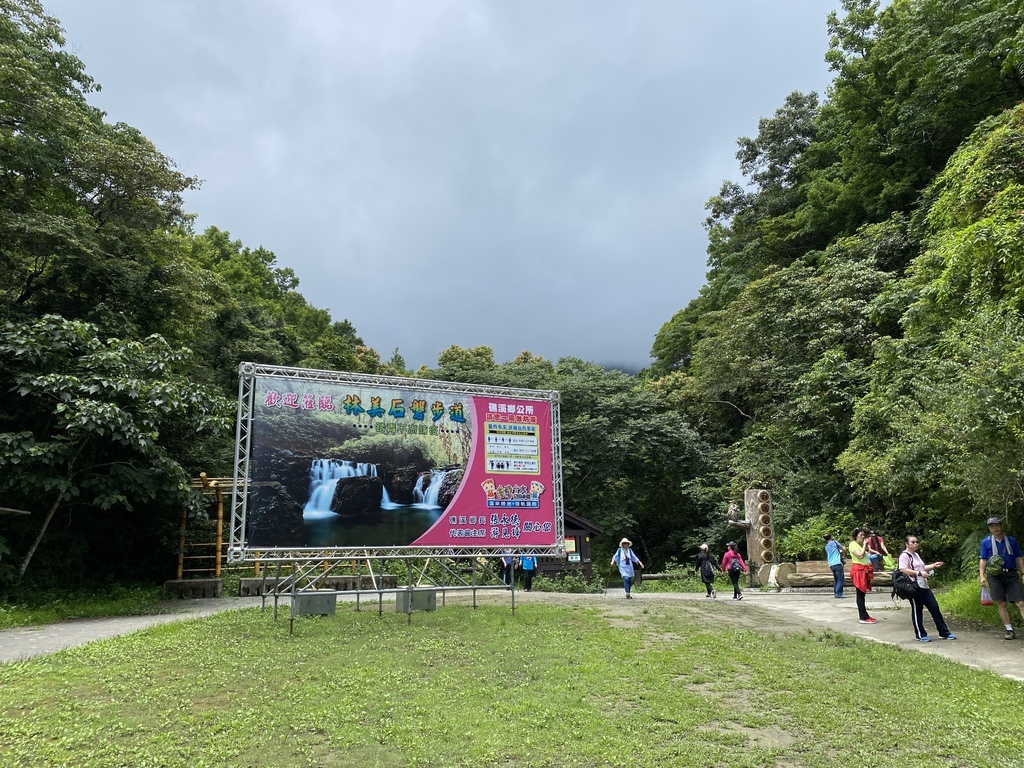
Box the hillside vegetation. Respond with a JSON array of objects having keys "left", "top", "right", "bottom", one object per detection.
[
  {"left": 3, "top": 0, "right": 1024, "bottom": 587},
  {"left": 649, "top": 0, "right": 1024, "bottom": 560}
]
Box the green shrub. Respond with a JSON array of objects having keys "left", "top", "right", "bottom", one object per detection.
[
  {"left": 938, "top": 578, "right": 1024, "bottom": 629},
  {"left": 777, "top": 511, "right": 856, "bottom": 561},
  {"left": 530, "top": 571, "right": 603, "bottom": 594},
  {"left": 598, "top": 558, "right": 731, "bottom": 594},
  {"left": 0, "top": 584, "right": 165, "bottom": 629}
]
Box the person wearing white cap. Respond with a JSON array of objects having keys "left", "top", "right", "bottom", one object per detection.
[
  {"left": 979, "top": 516, "right": 1024, "bottom": 640},
  {"left": 696, "top": 543, "right": 718, "bottom": 598},
  {"left": 611, "top": 538, "right": 644, "bottom": 599}
]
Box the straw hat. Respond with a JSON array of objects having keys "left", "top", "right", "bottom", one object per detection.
[{"left": 619, "top": 538, "right": 632, "bottom": 547}]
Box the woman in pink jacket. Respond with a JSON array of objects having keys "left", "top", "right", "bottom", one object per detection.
[{"left": 721, "top": 542, "right": 749, "bottom": 600}]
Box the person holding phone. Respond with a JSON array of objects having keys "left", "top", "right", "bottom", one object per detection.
[
  {"left": 899, "top": 535, "right": 956, "bottom": 642},
  {"left": 849, "top": 528, "right": 876, "bottom": 624}
]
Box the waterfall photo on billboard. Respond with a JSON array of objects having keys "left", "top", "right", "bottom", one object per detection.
[{"left": 240, "top": 369, "right": 560, "bottom": 552}]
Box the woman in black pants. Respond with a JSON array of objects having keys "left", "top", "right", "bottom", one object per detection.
[
  {"left": 899, "top": 535, "right": 956, "bottom": 642},
  {"left": 696, "top": 544, "right": 718, "bottom": 598},
  {"left": 848, "top": 528, "right": 876, "bottom": 624},
  {"left": 720, "top": 542, "right": 748, "bottom": 600}
]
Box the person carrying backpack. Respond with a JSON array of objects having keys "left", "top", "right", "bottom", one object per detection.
[
  {"left": 823, "top": 533, "right": 846, "bottom": 599},
  {"left": 720, "top": 542, "right": 748, "bottom": 600},
  {"left": 696, "top": 544, "right": 718, "bottom": 598},
  {"left": 979, "top": 517, "right": 1024, "bottom": 640},
  {"left": 898, "top": 534, "right": 956, "bottom": 642}
]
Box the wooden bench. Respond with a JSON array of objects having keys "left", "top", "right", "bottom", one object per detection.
[
  {"left": 163, "top": 578, "right": 223, "bottom": 598},
  {"left": 785, "top": 560, "right": 891, "bottom": 589}
]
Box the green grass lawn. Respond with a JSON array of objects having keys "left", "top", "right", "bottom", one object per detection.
[
  {"left": 2, "top": 599, "right": 1021, "bottom": 767},
  {"left": 0, "top": 585, "right": 167, "bottom": 629}
]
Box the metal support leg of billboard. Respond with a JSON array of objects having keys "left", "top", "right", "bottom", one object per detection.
[
  {"left": 259, "top": 553, "right": 518, "bottom": 630},
  {"left": 228, "top": 364, "right": 255, "bottom": 564}
]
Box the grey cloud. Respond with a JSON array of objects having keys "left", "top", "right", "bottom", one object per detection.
[{"left": 47, "top": 0, "right": 837, "bottom": 371}]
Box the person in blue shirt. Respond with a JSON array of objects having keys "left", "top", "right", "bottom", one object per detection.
[
  {"left": 611, "top": 538, "right": 644, "bottom": 599},
  {"left": 519, "top": 553, "right": 537, "bottom": 592},
  {"left": 823, "top": 533, "right": 847, "bottom": 599},
  {"left": 979, "top": 517, "right": 1024, "bottom": 640}
]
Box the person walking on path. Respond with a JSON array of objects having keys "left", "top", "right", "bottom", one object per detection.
[
  {"left": 848, "top": 528, "right": 876, "bottom": 624},
  {"left": 612, "top": 538, "right": 644, "bottom": 599},
  {"left": 867, "top": 529, "right": 891, "bottom": 572},
  {"left": 501, "top": 551, "right": 514, "bottom": 587},
  {"left": 721, "top": 542, "right": 748, "bottom": 600},
  {"left": 696, "top": 544, "right": 718, "bottom": 598},
  {"left": 899, "top": 535, "right": 956, "bottom": 642},
  {"left": 519, "top": 553, "right": 537, "bottom": 592},
  {"left": 824, "top": 533, "right": 846, "bottom": 599},
  {"left": 979, "top": 516, "right": 1024, "bottom": 640}
]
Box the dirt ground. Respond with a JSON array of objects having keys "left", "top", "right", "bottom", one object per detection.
[{"left": 1, "top": 589, "right": 1022, "bottom": 680}]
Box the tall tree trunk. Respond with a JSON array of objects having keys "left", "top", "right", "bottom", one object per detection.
[{"left": 17, "top": 490, "right": 64, "bottom": 581}]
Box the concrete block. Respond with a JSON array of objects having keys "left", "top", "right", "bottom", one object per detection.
[{"left": 163, "top": 579, "right": 223, "bottom": 599}]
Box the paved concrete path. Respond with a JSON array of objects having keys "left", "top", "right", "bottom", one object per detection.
[
  {"left": 591, "top": 589, "right": 1024, "bottom": 681},
  {"left": 712, "top": 590, "right": 1024, "bottom": 681},
  {"left": 0, "top": 597, "right": 265, "bottom": 663},
  {"left": 1, "top": 590, "right": 1021, "bottom": 680}
]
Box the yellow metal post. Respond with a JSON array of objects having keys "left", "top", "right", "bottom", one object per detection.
[
  {"left": 176, "top": 506, "right": 187, "bottom": 580},
  {"left": 214, "top": 485, "right": 224, "bottom": 578}
]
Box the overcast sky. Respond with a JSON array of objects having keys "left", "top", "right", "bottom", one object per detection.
[{"left": 45, "top": 1, "right": 839, "bottom": 373}]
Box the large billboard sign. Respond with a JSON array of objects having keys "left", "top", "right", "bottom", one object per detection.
[{"left": 228, "top": 364, "right": 564, "bottom": 560}]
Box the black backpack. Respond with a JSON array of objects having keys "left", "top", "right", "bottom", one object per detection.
[
  {"left": 891, "top": 553, "right": 919, "bottom": 601},
  {"left": 700, "top": 557, "right": 715, "bottom": 580}
]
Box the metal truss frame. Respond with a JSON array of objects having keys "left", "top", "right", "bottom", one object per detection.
[
  {"left": 228, "top": 362, "right": 565, "bottom": 563},
  {"left": 257, "top": 552, "right": 523, "bottom": 627}
]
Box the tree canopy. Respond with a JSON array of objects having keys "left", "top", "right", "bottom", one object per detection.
[
  {"left": 6, "top": 0, "right": 1024, "bottom": 583},
  {"left": 649, "top": 0, "right": 1024, "bottom": 561},
  {"left": 0, "top": 1, "right": 380, "bottom": 583}
]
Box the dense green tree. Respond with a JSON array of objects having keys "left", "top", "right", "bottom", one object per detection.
[
  {"left": 806, "top": 0, "right": 1024, "bottom": 233},
  {"left": 302, "top": 326, "right": 382, "bottom": 375},
  {"left": 386, "top": 348, "right": 409, "bottom": 376},
  {"left": 651, "top": 91, "right": 823, "bottom": 378},
  {"left": 0, "top": 1, "right": 382, "bottom": 586},
  {"left": 651, "top": 0, "right": 1024, "bottom": 563},
  {"left": 655, "top": 236, "right": 895, "bottom": 526},
  {"left": 184, "top": 228, "right": 381, "bottom": 391},
  {"left": 434, "top": 344, "right": 498, "bottom": 380},
  {"left": 0, "top": 1, "right": 202, "bottom": 340},
  {"left": 0, "top": 316, "right": 230, "bottom": 582},
  {"left": 840, "top": 104, "right": 1024, "bottom": 543},
  {"left": 542, "top": 358, "right": 712, "bottom": 566}
]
